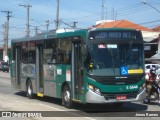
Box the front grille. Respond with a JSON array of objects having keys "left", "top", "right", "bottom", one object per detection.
[
  {"left": 88, "top": 74, "right": 144, "bottom": 85},
  {"left": 102, "top": 91, "right": 138, "bottom": 100}
]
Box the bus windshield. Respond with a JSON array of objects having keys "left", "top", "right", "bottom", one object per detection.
[{"left": 87, "top": 43, "right": 143, "bottom": 76}]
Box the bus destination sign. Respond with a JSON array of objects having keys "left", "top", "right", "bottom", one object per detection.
[{"left": 89, "top": 31, "right": 138, "bottom": 40}]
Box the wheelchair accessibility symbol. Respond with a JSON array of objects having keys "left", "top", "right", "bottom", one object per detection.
[{"left": 120, "top": 66, "right": 128, "bottom": 75}]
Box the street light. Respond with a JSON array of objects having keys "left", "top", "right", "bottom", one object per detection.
[{"left": 141, "top": 1, "right": 160, "bottom": 14}]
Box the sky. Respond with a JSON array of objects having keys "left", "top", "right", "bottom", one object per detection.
[{"left": 0, "top": 0, "right": 160, "bottom": 45}]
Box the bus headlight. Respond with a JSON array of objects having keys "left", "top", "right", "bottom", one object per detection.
[{"left": 88, "top": 84, "right": 101, "bottom": 95}]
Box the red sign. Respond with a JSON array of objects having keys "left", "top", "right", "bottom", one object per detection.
[{"left": 116, "top": 96, "right": 126, "bottom": 100}]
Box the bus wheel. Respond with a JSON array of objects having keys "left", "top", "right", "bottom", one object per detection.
[
  {"left": 62, "top": 85, "right": 73, "bottom": 108},
  {"left": 26, "top": 81, "right": 33, "bottom": 99}
]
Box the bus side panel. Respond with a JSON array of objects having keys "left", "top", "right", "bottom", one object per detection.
[
  {"left": 20, "top": 63, "right": 36, "bottom": 93},
  {"left": 56, "top": 65, "right": 71, "bottom": 98},
  {"left": 31, "top": 79, "right": 37, "bottom": 94},
  {"left": 44, "top": 81, "right": 56, "bottom": 97},
  {"left": 43, "top": 64, "right": 56, "bottom": 97},
  {"left": 20, "top": 77, "right": 26, "bottom": 91}
]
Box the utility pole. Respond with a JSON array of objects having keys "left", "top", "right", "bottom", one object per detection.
[
  {"left": 46, "top": 20, "right": 49, "bottom": 31},
  {"left": 35, "top": 26, "right": 38, "bottom": 35},
  {"left": 2, "top": 23, "right": 7, "bottom": 61},
  {"left": 55, "top": 0, "right": 60, "bottom": 30},
  {"left": 19, "top": 4, "right": 32, "bottom": 37},
  {"left": 1, "top": 10, "right": 12, "bottom": 62},
  {"left": 72, "top": 22, "right": 78, "bottom": 29}
]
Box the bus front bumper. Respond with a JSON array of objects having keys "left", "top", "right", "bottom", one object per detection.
[{"left": 86, "top": 88, "right": 146, "bottom": 103}]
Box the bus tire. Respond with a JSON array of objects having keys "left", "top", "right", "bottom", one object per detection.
[
  {"left": 62, "top": 85, "right": 73, "bottom": 108},
  {"left": 26, "top": 81, "right": 34, "bottom": 99}
]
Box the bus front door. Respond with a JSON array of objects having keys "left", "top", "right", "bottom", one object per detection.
[
  {"left": 15, "top": 46, "right": 21, "bottom": 89},
  {"left": 36, "top": 45, "right": 44, "bottom": 95},
  {"left": 72, "top": 41, "right": 83, "bottom": 101}
]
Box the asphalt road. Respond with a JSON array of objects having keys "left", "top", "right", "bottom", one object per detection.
[{"left": 0, "top": 71, "right": 160, "bottom": 120}]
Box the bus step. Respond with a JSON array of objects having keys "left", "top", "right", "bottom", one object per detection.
[{"left": 37, "top": 93, "right": 44, "bottom": 97}]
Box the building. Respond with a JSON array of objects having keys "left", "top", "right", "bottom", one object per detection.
[
  {"left": 0, "top": 45, "right": 10, "bottom": 61},
  {"left": 0, "top": 46, "right": 3, "bottom": 60},
  {"left": 96, "top": 20, "right": 152, "bottom": 31}
]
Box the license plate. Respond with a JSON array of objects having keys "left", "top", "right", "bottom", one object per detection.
[{"left": 116, "top": 96, "right": 126, "bottom": 100}]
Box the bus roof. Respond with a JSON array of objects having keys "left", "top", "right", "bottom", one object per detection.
[
  {"left": 12, "top": 29, "right": 88, "bottom": 43},
  {"left": 11, "top": 28, "right": 141, "bottom": 43},
  {"left": 90, "top": 27, "right": 141, "bottom": 32}
]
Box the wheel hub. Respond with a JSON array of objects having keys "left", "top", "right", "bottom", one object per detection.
[
  {"left": 28, "top": 85, "right": 31, "bottom": 95},
  {"left": 64, "top": 91, "right": 70, "bottom": 102}
]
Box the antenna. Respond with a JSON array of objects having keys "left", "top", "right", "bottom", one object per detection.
[{"left": 102, "top": 0, "right": 105, "bottom": 20}]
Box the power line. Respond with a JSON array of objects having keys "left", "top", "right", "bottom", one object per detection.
[{"left": 142, "top": 1, "right": 160, "bottom": 14}]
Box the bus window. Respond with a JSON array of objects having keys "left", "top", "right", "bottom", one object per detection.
[
  {"left": 57, "top": 39, "right": 71, "bottom": 64},
  {"left": 28, "top": 42, "right": 35, "bottom": 63},
  {"left": 21, "top": 42, "right": 28, "bottom": 63},
  {"left": 43, "top": 39, "right": 57, "bottom": 64},
  {"left": 21, "top": 42, "right": 35, "bottom": 64}
]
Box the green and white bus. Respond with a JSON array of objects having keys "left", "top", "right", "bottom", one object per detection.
[{"left": 10, "top": 28, "right": 146, "bottom": 108}]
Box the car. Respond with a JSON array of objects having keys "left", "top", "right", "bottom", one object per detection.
[
  {"left": 0, "top": 61, "right": 9, "bottom": 72},
  {"left": 145, "top": 64, "right": 160, "bottom": 74}
]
